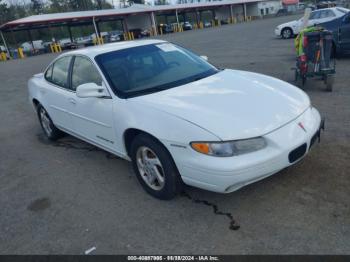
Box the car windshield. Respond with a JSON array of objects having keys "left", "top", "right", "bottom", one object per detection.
[
  {"left": 336, "top": 7, "right": 350, "bottom": 14},
  {"left": 95, "top": 43, "right": 218, "bottom": 98}
]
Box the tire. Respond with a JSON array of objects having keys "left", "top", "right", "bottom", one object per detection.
[
  {"left": 130, "top": 134, "right": 182, "bottom": 200},
  {"left": 325, "top": 74, "right": 334, "bottom": 92},
  {"left": 281, "top": 28, "right": 293, "bottom": 39},
  {"left": 37, "top": 104, "right": 64, "bottom": 141}
]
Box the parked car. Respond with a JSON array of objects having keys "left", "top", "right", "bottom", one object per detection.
[
  {"left": 204, "top": 21, "right": 212, "bottom": 28},
  {"left": 91, "top": 32, "right": 109, "bottom": 44},
  {"left": 140, "top": 29, "right": 151, "bottom": 37},
  {"left": 28, "top": 40, "right": 323, "bottom": 200},
  {"left": 75, "top": 36, "right": 93, "bottom": 46},
  {"left": 275, "top": 7, "right": 350, "bottom": 38},
  {"left": 58, "top": 38, "right": 79, "bottom": 50},
  {"left": 318, "top": 10, "right": 350, "bottom": 55},
  {"left": 108, "top": 31, "right": 123, "bottom": 42},
  {"left": 182, "top": 21, "right": 193, "bottom": 30},
  {"left": 20, "top": 40, "right": 45, "bottom": 52},
  {"left": 317, "top": 1, "right": 336, "bottom": 9},
  {"left": 275, "top": 8, "right": 289, "bottom": 17},
  {"left": 158, "top": 24, "right": 174, "bottom": 34}
]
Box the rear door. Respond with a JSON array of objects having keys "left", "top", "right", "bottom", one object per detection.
[{"left": 43, "top": 55, "right": 76, "bottom": 132}]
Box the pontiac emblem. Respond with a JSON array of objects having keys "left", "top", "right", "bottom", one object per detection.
[{"left": 298, "top": 122, "right": 307, "bottom": 132}]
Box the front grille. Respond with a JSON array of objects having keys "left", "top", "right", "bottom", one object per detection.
[{"left": 288, "top": 143, "right": 307, "bottom": 163}]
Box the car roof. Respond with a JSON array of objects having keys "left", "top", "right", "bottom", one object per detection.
[
  {"left": 313, "top": 7, "right": 349, "bottom": 13},
  {"left": 61, "top": 39, "right": 166, "bottom": 59}
]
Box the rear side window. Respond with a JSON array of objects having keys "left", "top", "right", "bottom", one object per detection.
[
  {"left": 50, "top": 56, "right": 72, "bottom": 89},
  {"left": 71, "top": 56, "right": 102, "bottom": 91}
]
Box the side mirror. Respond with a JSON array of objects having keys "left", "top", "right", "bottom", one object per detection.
[
  {"left": 200, "top": 55, "right": 208, "bottom": 61},
  {"left": 76, "top": 82, "right": 110, "bottom": 98}
]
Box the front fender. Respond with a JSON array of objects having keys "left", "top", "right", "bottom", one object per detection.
[{"left": 113, "top": 99, "right": 221, "bottom": 155}]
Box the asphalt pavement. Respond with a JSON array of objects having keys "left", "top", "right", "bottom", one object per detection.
[{"left": 0, "top": 14, "right": 349, "bottom": 254}]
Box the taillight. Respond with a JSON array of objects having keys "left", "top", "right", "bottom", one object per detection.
[
  {"left": 300, "top": 54, "right": 307, "bottom": 62},
  {"left": 299, "top": 54, "right": 308, "bottom": 74}
]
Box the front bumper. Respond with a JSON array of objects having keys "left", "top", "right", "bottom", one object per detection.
[
  {"left": 165, "top": 107, "right": 322, "bottom": 193},
  {"left": 275, "top": 28, "right": 282, "bottom": 37}
]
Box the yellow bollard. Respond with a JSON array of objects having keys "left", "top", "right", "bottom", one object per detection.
[
  {"left": 18, "top": 48, "right": 24, "bottom": 59},
  {"left": 54, "top": 43, "right": 59, "bottom": 52},
  {"left": 50, "top": 44, "right": 54, "bottom": 53},
  {"left": 1, "top": 52, "right": 7, "bottom": 61},
  {"left": 57, "top": 44, "right": 62, "bottom": 52},
  {"left": 160, "top": 27, "right": 163, "bottom": 35}
]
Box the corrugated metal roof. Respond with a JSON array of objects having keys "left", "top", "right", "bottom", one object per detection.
[{"left": 1, "top": 0, "right": 262, "bottom": 29}]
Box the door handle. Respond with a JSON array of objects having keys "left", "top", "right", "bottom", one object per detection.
[{"left": 68, "top": 98, "right": 76, "bottom": 105}]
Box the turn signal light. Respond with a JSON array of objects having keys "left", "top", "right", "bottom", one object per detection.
[{"left": 191, "top": 143, "right": 210, "bottom": 154}]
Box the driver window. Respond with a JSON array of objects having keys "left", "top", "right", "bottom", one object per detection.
[
  {"left": 71, "top": 56, "right": 102, "bottom": 91},
  {"left": 320, "top": 10, "right": 335, "bottom": 18}
]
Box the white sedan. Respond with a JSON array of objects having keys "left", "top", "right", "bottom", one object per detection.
[
  {"left": 28, "top": 40, "right": 323, "bottom": 199},
  {"left": 275, "top": 7, "right": 349, "bottom": 39}
]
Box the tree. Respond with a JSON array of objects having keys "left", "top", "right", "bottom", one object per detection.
[
  {"left": 95, "top": 0, "right": 113, "bottom": 9},
  {"left": 30, "top": 0, "right": 43, "bottom": 14},
  {"left": 0, "top": 0, "right": 9, "bottom": 25}
]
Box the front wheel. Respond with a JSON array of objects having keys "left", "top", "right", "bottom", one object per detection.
[
  {"left": 325, "top": 74, "right": 334, "bottom": 92},
  {"left": 130, "top": 134, "right": 182, "bottom": 200},
  {"left": 281, "top": 28, "right": 293, "bottom": 39}
]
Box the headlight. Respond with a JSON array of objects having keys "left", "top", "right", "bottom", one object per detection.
[{"left": 190, "top": 137, "right": 266, "bottom": 157}]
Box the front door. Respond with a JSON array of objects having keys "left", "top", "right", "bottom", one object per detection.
[
  {"left": 339, "top": 14, "right": 350, "bottom": 52},
  {"left": 69, "top": 55, "right": 116, "bottom": 150}
]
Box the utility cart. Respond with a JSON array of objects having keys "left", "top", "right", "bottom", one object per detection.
[{"left": 294, "top": 27, "right": 335, "bottom": 91}]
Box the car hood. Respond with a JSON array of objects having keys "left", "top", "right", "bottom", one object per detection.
[{"left": 129, "top": 69, "right": 310, "bottom": 140}]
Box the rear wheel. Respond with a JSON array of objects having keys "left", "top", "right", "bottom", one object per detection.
[
  {"left": 281, "top": 28, "right": 293, "bottom": 39},
  {"left": 130, "top": 134, "right": 182, "bottom": 200},
  {"left": 37, "top": 104, "right": 64, "bottom": 140}
]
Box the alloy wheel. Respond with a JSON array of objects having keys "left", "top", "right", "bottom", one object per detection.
[
  {"left": 40, "top": 108, "right": 52, "bottom": 137},
  {"left": 136, "top": 146, "right": 165, "bottom": 191}
]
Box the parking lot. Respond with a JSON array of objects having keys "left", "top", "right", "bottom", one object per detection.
[{"left": 0, "top": 14, "right": 349, "bottom": 254}]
